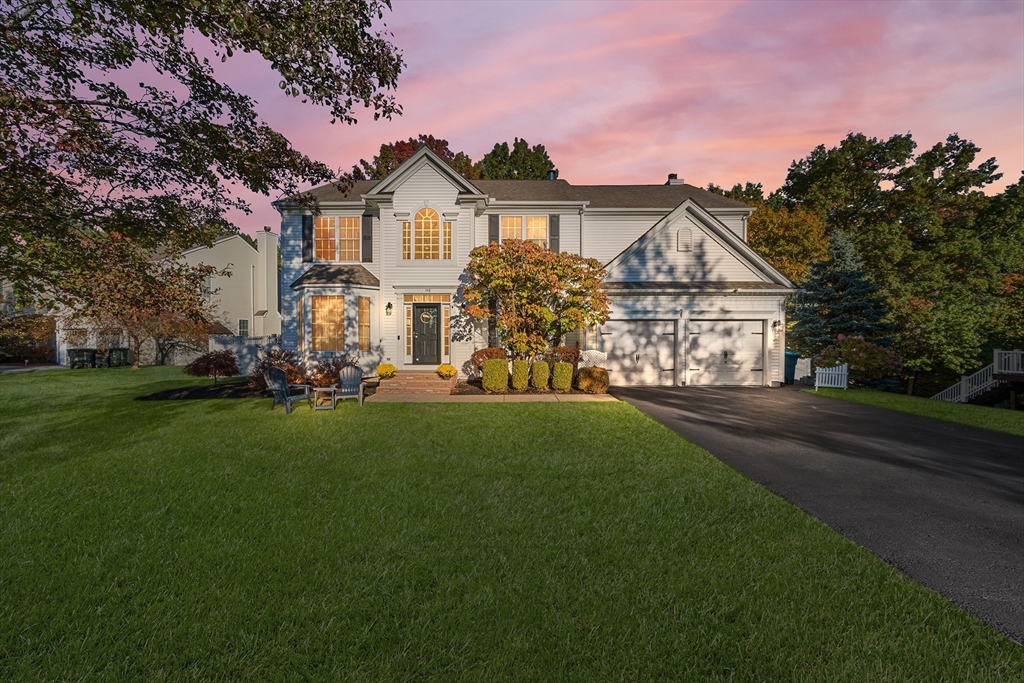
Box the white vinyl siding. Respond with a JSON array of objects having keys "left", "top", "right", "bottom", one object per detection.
[{"left": 606, "top": 215, "right": 763, "bottom": 283}]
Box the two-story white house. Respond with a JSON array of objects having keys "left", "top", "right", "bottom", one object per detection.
[{"left": 276, "top": 147, "right": 796, "bottom": 386}]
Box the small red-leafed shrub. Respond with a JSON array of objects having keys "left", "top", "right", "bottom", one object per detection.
[
  {"left": 249, "top": 348, "right": 305, "bottom": 391},
  {"left": 471, "top": 347, "right": 507, "bottom": 369},
  {"left": 549, "top": 345, "right": 580, "bottom": 366},
  {"left": 185, "top": 350, "right": 240, "bottom": 384}
]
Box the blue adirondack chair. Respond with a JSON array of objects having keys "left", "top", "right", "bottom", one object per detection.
[
  {"left": 336, "top": 365, "right": 364, "bottom": 406},
  {"left": 264, "top": 365, "right": 312, "bottom": 414}
]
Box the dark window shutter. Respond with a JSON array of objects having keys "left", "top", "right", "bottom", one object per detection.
[
  {"left": 488, "top": 215, "right": 500, "bottom": 244},
  {"left": 301, "top": 215, "right": 313, "bottom": 262},
  {"left": 549, "top": 214, "right": 560, "bottom": 252},
  {"left": 361, "top": 214, "right": 373, "bottom": 263}
]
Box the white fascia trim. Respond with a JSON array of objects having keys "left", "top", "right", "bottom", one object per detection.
[
  {"left": 181, "top": 234, "right": 257, "bottom": 256},
  {"left": 583, "top": 207, "right": 673, "bottom": 215},
  {"left": 483, "top": 201, "right": 588, "bottom": 209}
]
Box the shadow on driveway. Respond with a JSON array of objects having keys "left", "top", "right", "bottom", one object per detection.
[{"left": 612, "top": 385, "right": 1024, "bottom": 644}]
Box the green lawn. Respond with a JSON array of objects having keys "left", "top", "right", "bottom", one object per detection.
[
  {"left": 808, "top": 387, "right": 1024, "bottom": 437},
  {"left": 1, "top": 368, "right": 1021, "bottom": 680}
]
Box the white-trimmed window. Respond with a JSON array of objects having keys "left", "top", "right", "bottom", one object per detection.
[
  {"left": 315, "top": 216, "right": 361, "bottom": 262},
  {"left": 237, "top": 318, "right": 249, "bottom": 337},
  {"left": 501, "top": 215, "right": 547, "bottom": 247},
  {"left": 357, "top": 297, "right": 371, "bottom": 352},
  {"left": 402, "top": 208, "right": 452, "bottom": 260},
  {"left": 311, "top": 295, "right": 345, "bottom": 351}
]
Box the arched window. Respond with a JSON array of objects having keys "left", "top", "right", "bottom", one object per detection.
[{"left": 415, "top": 208, "right": 440, "bottom": 260}]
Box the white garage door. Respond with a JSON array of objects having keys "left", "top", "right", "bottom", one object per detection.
[
  {"left": 601, "top": 320, "right": 676, "bottom": 386},
  {"left": 687, "top": 320, "right": 764, "bottom": 386}
]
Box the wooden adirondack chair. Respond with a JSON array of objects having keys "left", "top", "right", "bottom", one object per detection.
[
  {"left": 336, "top": 365, "right": 364, "bottom": 406},
  {"left": 264, "top": 366, "right": 311, "bottom": 414}
]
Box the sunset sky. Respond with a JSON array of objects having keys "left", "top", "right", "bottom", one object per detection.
[{"left": 218, "top": 0, "right": 1024, "bottom": 234}]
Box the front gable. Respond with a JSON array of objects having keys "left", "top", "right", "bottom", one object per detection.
[
  {"left": 367, "top": 146, "right": 480, "bottom": 197},
  {"left": 604, "top": 200, "right": 794, "bottom": 288}
]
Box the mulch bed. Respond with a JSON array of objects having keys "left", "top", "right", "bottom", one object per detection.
[{"left": 452, "top": 380, "right": 588, "bottom": 396}]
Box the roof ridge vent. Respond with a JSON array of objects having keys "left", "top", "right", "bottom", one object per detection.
[{"left": 666, "top": 173, "right": 685, "bottom": 185}]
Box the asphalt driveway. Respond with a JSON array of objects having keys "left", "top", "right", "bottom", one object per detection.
[{"left": 611, "top": 386, "right": 1024, "bottom": 643}]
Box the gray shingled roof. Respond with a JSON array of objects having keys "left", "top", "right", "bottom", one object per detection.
[
  {"left": 290, "top": 264, "right": 379, "bottom": 289},
  {"left": 604, "top": 281, "right": 789, "bottom": 291},
  {"left": 305, "top": 177, "right": 751, "bottom": 210}
]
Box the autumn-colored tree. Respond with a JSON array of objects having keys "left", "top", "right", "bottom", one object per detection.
[
  {"left": 353, "top": 135, "right": 477, "bottom": 180},
  {"left": 475, "top": 138, "right": 558, "bottom": 180},
  {"left": 184, "top": 350, "right": 240, "bottom": 385},
  {"left": 706, "top": 182, "right": 828, "bottom": 284},
  {"left": 151, "top": 312, "right": 218, "bottom": 366},
  {"left": 62, "top": 233, "right": 222, "bottom": 369},
  {"left": 783, "top": 132, "right": 1016, "bottom": 393},
  {"left": 1, "top": 0, "right": 403, "bottom": 308},
  {"left": 463, "top": 240, "right": 609, "bottom": 359}
]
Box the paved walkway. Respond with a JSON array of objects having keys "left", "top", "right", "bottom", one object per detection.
[
  {"left": 612, "top": 385, "right": 1024, "bottom": 643},
  {"left": 366, "top": 392, "right": 617, "bottom": 403}
]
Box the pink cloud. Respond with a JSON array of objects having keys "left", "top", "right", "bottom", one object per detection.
[{"left": 203, "top": 0, "right": 1022, "bottom": 233}]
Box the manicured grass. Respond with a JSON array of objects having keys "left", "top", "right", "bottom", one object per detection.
[
  {"left": 807, "top": 387, "right": 1024, "bottom": 437},
  {"left": 1, "top": 368, "right": 1022, "bottom": 680}
]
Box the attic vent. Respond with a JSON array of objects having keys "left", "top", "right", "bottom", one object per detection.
[{"left": 677, "top": 228, "right": 692, "bottom": 252}]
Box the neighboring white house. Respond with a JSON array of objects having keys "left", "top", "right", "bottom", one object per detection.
[
  {"left": 275, "top": 147, "right": 796, "bottom": 386},
  {"left": 183, "top": 228, "right": 281, "bottom": 338}
]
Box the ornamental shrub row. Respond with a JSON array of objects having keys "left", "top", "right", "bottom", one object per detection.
[{"left": 482, "top": 358, "right": 508, "bottom": 392}]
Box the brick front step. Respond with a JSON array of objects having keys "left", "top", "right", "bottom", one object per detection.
[{"left": 376, "top": 372, "right": 456, "bottom": 395}]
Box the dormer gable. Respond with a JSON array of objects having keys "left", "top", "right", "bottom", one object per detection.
[{"left": 604, "top": 199, "right": 794, "bottom": 288}]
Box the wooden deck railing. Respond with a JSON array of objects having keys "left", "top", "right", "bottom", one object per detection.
[{"left": 932, "top": 349, "right": 1022, "bottom": 403}]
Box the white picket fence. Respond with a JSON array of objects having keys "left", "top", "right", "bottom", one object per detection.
[
  {"left": 815, "top": 363, "right": 849, "bottom": 390},
  {"left": 209, "top": 334, "right": 281, "bottom": 375}
]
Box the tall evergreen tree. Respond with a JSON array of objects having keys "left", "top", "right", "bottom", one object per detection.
[{"left": 789, "top": 233, "right": 891, "bottom": 357}]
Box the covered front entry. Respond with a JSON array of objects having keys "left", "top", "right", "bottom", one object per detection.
[
  {"left": 687, "top": 320, "right": 764, "bottom": 386},
  {"left": 411, "top": 303, "right": 441, "bottom": 365},
  {"left": 602, "top": 319, "right": 676, "bottom": 386}
]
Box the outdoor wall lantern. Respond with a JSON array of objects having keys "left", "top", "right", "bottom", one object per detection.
[{"left": 385, "top": 302, "right": 393, "bottom": 316}]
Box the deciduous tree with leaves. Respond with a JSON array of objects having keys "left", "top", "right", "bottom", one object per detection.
[
  {"left": 1, "top": 0, "right": 403, "bottom": 307},
  {"left": 475, "top": 138, "right": 558, "bottom": 180},
  {"left": 352, "top": 134, "right": 476, "bottom": 180},
  {"left": 783, "top": 132, "right": 1018, "bottom": 393},
  {"left": 463, "top": 240, "right": 608, "bottom": 359}
]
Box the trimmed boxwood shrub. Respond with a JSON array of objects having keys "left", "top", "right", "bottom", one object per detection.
[
  {"left": 511, "top": 360, "right": 529, "bottom": 390},
  {"left": 551, "top": 362, "right": 573, "bottom": 391},
  {"left": 482, "top": 358, "right": 508, "bottom": 392},
  {"left": 576, "top": 366, "right": 610, "bottom": 393},
  {"left": 530, "top": 360, "right": 550, "bottom": 389}
]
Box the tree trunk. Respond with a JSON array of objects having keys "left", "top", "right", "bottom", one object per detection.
[
  {"left": 905, "top": 372, "right": 916, "bottom": 396},
  {"left": 130, "top": 332, "right": 142, "bottom": 370}
]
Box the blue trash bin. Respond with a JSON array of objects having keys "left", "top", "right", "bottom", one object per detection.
[{"left": 784, "top": 351, "right": 799, "bottom": 385}]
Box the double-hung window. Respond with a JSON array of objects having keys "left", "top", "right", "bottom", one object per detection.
[
  {"left": 402, "top": 208, "right": 453, "bottom": 260},
  {"left": 315, "top": 216, "right": 361, "bottom": 261},
  {"left": 501, "top": 215, "right": 547, "bottom": 247}
]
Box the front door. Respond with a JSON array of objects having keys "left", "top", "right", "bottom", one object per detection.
[{"left": 412, "top": 304, "right": 441, "bottom": 364}]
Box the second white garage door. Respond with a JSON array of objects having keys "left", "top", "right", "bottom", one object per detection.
[
  {"left": 601, "top": 320, "right": 676, "bottom": 386},
  {"left": 687, "top": 320, "right": 764, "bottom": 386}
]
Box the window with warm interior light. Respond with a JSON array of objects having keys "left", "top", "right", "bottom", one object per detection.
[
  {"left": 443, "top": 221, "right": 452, "bottom": 259},
  {"left": 415, "top": 207, "right": 440, "bottom": 260},
  {"left": 357, "top": 297, "right": 370, "bottom": 351},
  {"left": 312, "top": 295, "right": 345, "bottom": 351},
  {"left": 297, "top": 297, "right": 304, "bottom": 351},
  {"left": 402, "top": 221, "right": 411, "bottom": 260},
  {"left": 338, "top": 216, "right": 360, "bottom": 261},
  {"left": 501, "top": 215, "right": 547, "bottom": 247},
  {"left": 500, "top": 216, "right": 522, "bottom": 242},
  {"left": 315, "top": 217, "right": 336, "bottom": 261}
]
